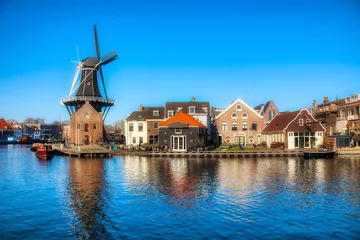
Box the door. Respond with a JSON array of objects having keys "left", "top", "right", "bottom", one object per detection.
[
  {"left": 288, "top": 132, "right": 294, "bottom": 149},
  {"left": 171, "top": 135, "right": 186, "bottom": 152}
]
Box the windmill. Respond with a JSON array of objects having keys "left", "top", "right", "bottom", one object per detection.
[{"left": 61, "top": 25, "right": 117, "bottom": 120}]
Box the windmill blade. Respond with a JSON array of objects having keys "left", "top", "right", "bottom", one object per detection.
[
  {"left": 99, "top": 67, "right": 108, "bottom": 100},
  {"left": 100, "top": 50, "right": 118, "bottom": 66},
  {"left": 94, "top": 25, "right": 101, "bottom": 59}
]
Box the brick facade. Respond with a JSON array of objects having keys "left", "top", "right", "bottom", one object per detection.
[
  {"left": 215, "top": 98, "right": 264, "bottom": 146},
  {"left": 70, "top": 102, "right": 104, "bottom": 145}
]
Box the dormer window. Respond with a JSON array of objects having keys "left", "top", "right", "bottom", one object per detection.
[
  {"left": 299, "top": 119, "right": 304, "bottom": 126},
  {"left": 232, "top": 113, "right": 237, "bottom": 119},
  {"left": 189, "top": 106, "right": 195, "bottom": 114},
  {"left": 236, "top": 105, "right": 242, "bottom": 111},
  {"left": 153, "top": 110, "right": 159, "bottom": 116},
  {"left": 242, "top": 112, "right": 248, "bottom": 119},
  {"left": 168, "top": 110, "right": 174, "bottom": 118}
]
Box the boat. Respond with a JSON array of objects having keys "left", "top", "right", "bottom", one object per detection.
[
  {"left": 303, "top": 149, "right": 337, "bottom": 159},
  {"left": 30, "top": 143, "right": 43, "bottom": 152},
  {"left": 36, "top": 144, "right": 55, "bottom": 157}
]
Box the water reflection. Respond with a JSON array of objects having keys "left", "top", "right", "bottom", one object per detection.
[
  {"left": 67, "top": 157, "right": 114, "bottom": 239},
  {"left": 123, "top": 157, "right": 219, "bottom": 206}
]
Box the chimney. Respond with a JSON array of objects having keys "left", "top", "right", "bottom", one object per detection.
[
  {"left": 138, "top": 104, "right": 143, "bottom": 112},
  {"left": 313, "top": 100, "right": 317, "bottom": 106},
  {"left": 324, "top": 97, "right": 329, "bottom": 104},
  {"left": 191, "top": 97, "right": 196, "bottom": 102}
]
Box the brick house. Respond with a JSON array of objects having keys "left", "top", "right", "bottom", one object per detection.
[
  {"left": 215, "top": 98, "right": 264, "bottom": 146},
  {"left": 337, "top": 93, "right": 360, "bottom": 134},
  {"left": 158, "top": 112, "right": 207, "bottom": 152},
  {"left": 254, "top": 100, "right": 281, "bottom": 126},
  {"left": 261, "top": 109, "right": 326, "bottom": 149},
  {"left": 124, "top": 105, "right": 164, "bottom": 145},
  {"left": 70, "top": 101, "right": 104, "bottom": 145}
]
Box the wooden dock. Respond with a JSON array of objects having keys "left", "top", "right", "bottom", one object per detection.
[
  {"left": 145, "top": 150, "right": 303, "bottom": 158},
  {"left": 52, "top": 144, "right": 112, "bottom": 158}
]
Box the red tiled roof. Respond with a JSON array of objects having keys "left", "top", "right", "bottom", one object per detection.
[
  {"left": 262, "top": 109, "right": 325, "bottom": 133},
  {"left": 0, "top": 118, "right": 11, "bottom": 130},
  {"left": 262, "top": 111, "right": 299, "bottom": 132},
  {"left": 160, "top": 112, "right": 207, "bottom": 128}
]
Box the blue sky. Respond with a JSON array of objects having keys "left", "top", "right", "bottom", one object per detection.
[{"left": 1, "top": 0, "right": 359, "bottom": 124}]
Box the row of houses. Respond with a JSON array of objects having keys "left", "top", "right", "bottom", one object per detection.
[
  {"left": 124, "top": 97, "right": 327, "bottom": 151},
  {"left": 0, "top": 119, "right": 62, "bottom": 141}
]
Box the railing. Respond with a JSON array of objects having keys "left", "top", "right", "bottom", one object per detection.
[
  {"left": 337, "top": 115, "right": 359, "bottom": 121},
  {"left": 61, "top": 96, "right": 115, "bottom": 104}
]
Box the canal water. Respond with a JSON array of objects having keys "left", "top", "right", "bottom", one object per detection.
[{"left": 1, "top": 145, "right": 360, "bottom": 239}]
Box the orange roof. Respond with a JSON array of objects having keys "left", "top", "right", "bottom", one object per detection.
[
  {"left": 0, "top": 118, "right": 11, "bottom": 130},
  {"left": 160, "top": 112, "right": 207, "bottom": 128}
]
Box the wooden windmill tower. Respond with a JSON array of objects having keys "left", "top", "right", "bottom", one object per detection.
[{"left": 61, "top": 25, "right": 117, "bottom": 145}]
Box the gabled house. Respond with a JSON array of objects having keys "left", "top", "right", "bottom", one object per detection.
[
  {"left": 124, "top": 105, "right": 164, "bottom": 146},
  {"left": 337, "top": 93, "right": 360, "bottom": 135},
  {"left": 261, "top": 109, "right": 326, "bottom": 149},
  {"left": 215, "top": 98, "right": 264, "bottom": 146},
  {"left": 158, "top": 112, "right": 207, "bottom": 152},
  {"left": 165, "top": 97, "right": 211, "bottom": 141},
  {"left": 254, "top": 100, "right": 280, "bottom": 125}
]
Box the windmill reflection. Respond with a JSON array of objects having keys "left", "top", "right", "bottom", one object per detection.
[{"left": 67, "top": 157, "right": 113, "bottom": 239}]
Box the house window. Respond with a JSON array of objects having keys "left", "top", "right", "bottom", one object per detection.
[
  {"left": 132, "top": 137, "right": 136, "bottom": 144},
  {"left": 232, "top": 121, "right": 237, "bottom": 131},
  {"left": 138, "top": 123, "right": 143, "bottom": 132},
  {"left": 129, "top": 123, "right": 134, "bottom": 132},
  {"left": 168, "top": 110, "right": 174, "bottom": 118},
  {"left": 356, "top": 107, "right": 360, "bottom": 115},
  {"left": 93, "top": 123, "right": 97, "bottom": 130},
  {"left": 84, "top": 123, "right": 89, "bottom": 132},
  {"left": 236, "top": 105, "right": 242, "bottom": 111},
  {"left": 299, "top": 119, "right": 304, "bottom": 126},
  {"left": 154, "top": 122, "right": 158, "bottom": 129},
  {"left": 153, "top": 110, "right": 159, "bottom": 116},
  {"left": 175, "top": 128, "right": 182, "bottom": 134},
  {"left": 269, "top": 111, "right": 276, "bottom": 121},
  {"left": 242, "top": 122, "right": 248, "bottom": 131},
  {"left": 251, "top": 122, "right": 257, "bottom": 131},
  {"left": 222, "top": 122, "right": 228, "bottom": 131},
  {"left": 348, "top": 110, "right": 353, "bottom": 116},
  {"left": 232, "top": 113, "right": 237, "bottom": 119},
  {"left": 189, "top": 106, "right": 195, "bottom": 114},
  {"left": 139, "top": 137, "right": 143, "bottom": 145},
  {"left": 85, "top": 112, "right": 89, "bottom": 119},
  {"left": 242, "top": 113, "right": 248, "bottom": 119}
]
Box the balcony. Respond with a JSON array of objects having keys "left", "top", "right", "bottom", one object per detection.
[{"left": 337, "top": 115, "right": 359, "bottom": 121}]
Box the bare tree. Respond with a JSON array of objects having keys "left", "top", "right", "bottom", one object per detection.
[
  {"left": 23, "top": 118, "right": 45, "bottom": 124},
  {"left": 114, "top": 120, "right": 124, "bottom": 134}
]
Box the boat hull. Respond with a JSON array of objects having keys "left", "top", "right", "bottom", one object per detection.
[{"left": 303, "top": 150, "right": 336, "bottom": 159}]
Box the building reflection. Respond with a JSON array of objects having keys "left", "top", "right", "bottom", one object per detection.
[
  {"left": 123, "top": 156, "right": 219, "bottom": 206},
  {"left": 67, "top": 157, "right": 113, "bottom": 239}
]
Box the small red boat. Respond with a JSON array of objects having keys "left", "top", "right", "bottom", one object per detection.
[{"left": 36, "top": 144, "right": 54, "bottom": 157}]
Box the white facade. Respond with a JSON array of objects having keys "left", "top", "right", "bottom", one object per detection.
[
  {"left": 193, "top": 114, "right": 211, "bottom": 140},
  {"left": 124, "top": 120, "right": 148, "bottom": 146}
]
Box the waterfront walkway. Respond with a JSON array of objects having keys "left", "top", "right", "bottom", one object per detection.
[
  {"left": 52, "top": 144, "right": 112, "bottom": 158},
  {"left": 141, "top": 149, "right": 304, "bottom": 158}
]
